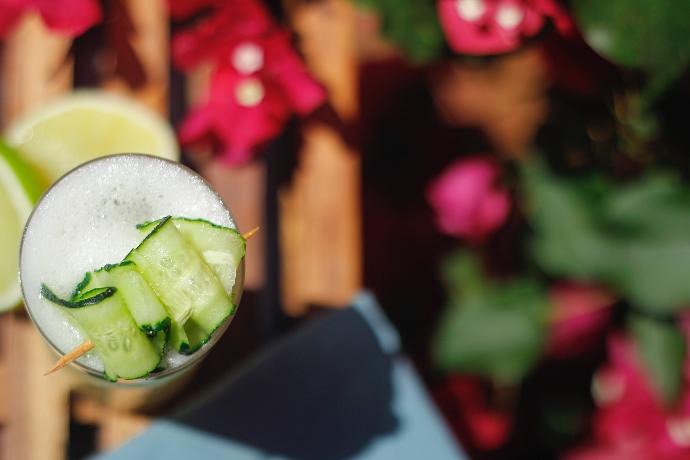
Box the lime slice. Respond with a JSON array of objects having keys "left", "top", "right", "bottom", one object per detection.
[
  {"left": 0, "top": 142, "right": 42, "bottom": 311},
  {"left": 6, "top": 91, "right": 179, "bottom": 183}
]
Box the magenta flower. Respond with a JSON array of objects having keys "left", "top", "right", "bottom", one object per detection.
[
  {"left": 170, "top": 0, "right": 326, "bottom": 165},
  {"left": 170, "top": 0, "right": 275, "bottom": 69},
  {"left": 167, "top": 0, "right": 228, "bottom": 20},
  {"left": 435, "top": 376, "right": 512, "bottom": 451},
  {"left": 436, "top": 0, "right": 573, "bottom": 56},
  {"left": 427, "top": 157, "right": 510, "bottom": 242},
  {"left": 546, "top": 282, "right": 614, "bottom": 359},
  {"left": 0, "top": 0, "right": 101, "bottom": 38},
  {"left": 566, "top": 335, "right": 690, "bottom": 460}
]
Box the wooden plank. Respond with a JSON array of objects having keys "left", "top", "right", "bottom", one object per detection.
[
  {"left": 0, "top": 14, "right": 74, "bottom": 460},
  {"left": 101, "top": 0, "right": 169, "bottom": 114},
  {"left": 5, "top": 314, "right": 73, "bottom": 460},
  {"left": 1, "top": 13, "right": 73, "bottom": 124},
  {"left": 279, "top": 0, "right": 362, "bottom": 315}
]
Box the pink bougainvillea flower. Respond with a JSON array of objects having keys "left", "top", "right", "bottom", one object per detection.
[
  {"left": 170, "top": 0, "right": 326, "bottom": 164},
  {"left": 546, "top": 282, "right": 615, "bottom": 359},
  {"left": 566, "top": 335, "right": 690, "bottom": 460},
  {"left": 170, "top": 0, "right": 275, "bottom": 69},
  {"left": 178, "top": 35, "right": 325, "bottom": 165},
  {"left": 167, "top": 0, "right": 228, "bottom": 20},
  {"left": 0, "top": 0, "right": 101, "bottom": 38},
  {"left": 427, "top": 156, "right": 510, "bottom": 242},
  {"left": 436, "top": 0, "right": 573, "bottom": 56},
  {"left": 435, "top": 376, "right": 512, "bottom": 451}
]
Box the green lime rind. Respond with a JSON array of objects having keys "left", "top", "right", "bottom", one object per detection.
[{"left": 0, "top": 139, "right": 44, "bottom": 203}]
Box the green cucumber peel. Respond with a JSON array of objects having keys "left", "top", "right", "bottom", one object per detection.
[
  {"left": 42, "top": 284, "right": 116, "bottom": 308},
  {"left": 95, "top": 261, "right": 135, "bottom": 273},
  {"left": 71, "top": 272, "right": 92, "bottom": 300},
  {"left": 125, "top": 215, "right": 172, "bottom": 260},
  {"left": 140, "top": 316, "right": 172, "bottom": 336}
]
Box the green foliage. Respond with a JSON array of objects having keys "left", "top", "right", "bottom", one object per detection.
[
  {"left": 630, "top": 314, "right": 686, "bottom": 404},
  {"left": 433, "top": 252, "right": 549, "bottom": 383},
  {"left": 573, "top": 0, "right": 690, "bottom": 104},
  {"left": 523, "top": 161, "right": 690, "bottom": 314},
  {"left": 523, "top": 164, "right": 614, "bottom": 281},
  {"left": 354, "top": 0, "right": 445, "bottom": 63}
]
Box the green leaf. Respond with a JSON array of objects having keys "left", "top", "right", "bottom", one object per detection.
[
  {"left": 629, "top": 314, "right": 685, "bottom": 405},
  {"left": 441, "top": 250, "right": 488, "bottom": 304},
  {"left": 522, "top": 162, "right": 616, "bottom": 280},
  {"left": 433, "top": 251, "right": 549, "bottom": 383},
  {"left": 523, "top": 161, "right": 690, "bottom": 314},
  {"left": 603, "top": 174, "right": 690, "bottom": 312},
  {"left": 604, "top": 173, "right": 690, "bottom": 240},
  {"left": 434, "top": 306, "right": 546, "bottom": 383},
  {"left": 572, "top": 0, "right": 690, "bottom": 103},
  {"left": 615, "top": 243, "right": 690, "bottom": 312},
  {"left": 354, "top": 0, "right": 444, "bottom": 63}
]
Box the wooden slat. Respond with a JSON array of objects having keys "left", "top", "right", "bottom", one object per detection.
[
  {"left": 1, "top": 13, "right": 72, "bottom": 124},
  {"left": 279, "top": 0, "right": 362, "bottom": 315},
  {"left": 5, "top": 314, "right": 73, "bottom": 460},
  {"left": 0, "top": 14, "right": 74, "bottom": 460},
  {"left": 101, "top": 0, "right": 169, "bottom": 114}
]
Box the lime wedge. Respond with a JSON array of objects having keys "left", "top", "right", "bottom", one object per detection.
[
  {"left": 0, "top": 142, "right": 42, "bottom": 311},
  {"left": 6, "top": 91, "right": 179, "bottom": 183}
]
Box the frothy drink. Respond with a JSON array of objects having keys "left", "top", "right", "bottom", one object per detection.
[{"left": 20, "top": 154, "right": 240, "bottom": 376}]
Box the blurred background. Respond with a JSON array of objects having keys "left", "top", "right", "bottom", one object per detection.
[{"left": 0, "top": 0, "right": 689, "bottom": 459}]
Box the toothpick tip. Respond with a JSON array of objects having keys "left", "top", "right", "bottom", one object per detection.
[
  {"left": 242, "top": 226, "right": 260, "bottom": 240},
  {"left": 44, "top": 340, "right": 94, "bottom": 377}
]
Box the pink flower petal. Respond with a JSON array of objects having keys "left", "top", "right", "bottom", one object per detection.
[
  {"left": 263, "top": 33, "right": 326, "bottom": 114},
  {"left": 34, "top": 0, "right": 101, "bottom": 37},
  {"left": 547, "top": 283, "right": 614, "bottom": 358},
  {"left": 167, "top": 0, "right": 227, "bottom": 20},
  {"left": 427, "top": 156, "right": 510, "bottom": 242},
  {"left": 567, "top": 335, "right": 690, "bottom": 459},
  {"left": 437, "top": 0, "right": 571, "bottom": 56},
  {"left": 171, "top": 1, "right": 274, "bottom": 70}
]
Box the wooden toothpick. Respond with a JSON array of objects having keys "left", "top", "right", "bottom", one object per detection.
[
  {"left": 242, "top": 226, "right": 260, "bottom": 241},
  {"left": 44, "top": 225, "right": 261, "bottom": 376},
  {"left": 44, "top": 341, "right": 95, "bottom": 376}
]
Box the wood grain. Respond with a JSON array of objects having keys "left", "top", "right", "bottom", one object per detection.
[
  {"left": 280, "top": 0, "right": 362, "bottom": 315},
  {"left": 0, "top": 14, "right": 74, "bottom": 460}
]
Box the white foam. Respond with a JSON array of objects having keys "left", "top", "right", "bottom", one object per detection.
[{"left": 20, "top": 154, "right": 236, "bottom": 373}]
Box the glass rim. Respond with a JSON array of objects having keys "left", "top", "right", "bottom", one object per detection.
[{"left": 19, "top": 153, "right": 245, "bottom": 385}]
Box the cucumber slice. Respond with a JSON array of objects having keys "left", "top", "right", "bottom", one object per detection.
[
  {"left": 137, "top": 217, "right": 245, "bottom": 297},
  {"left": 183, "top": 319, "right": 210, "bottom": 354},
  {"left": 152, "top": 330, "right": 167, "bottom": 356},
  {"left": 41, "top": 285, "right": 161, "bottom": 380},
  {"left": 72, "top": 270, "right": 108, "bottom": 299},
  {"left": 76, "top": 262, "right": 170, "bottom": 334},
  {"left": 43, "top": 284, "right": 116, "bottom": 307},
  {"left": 71, "top": 272, "right": 92, "bottom": 299},
  {"left": 127, "top": 217, "right": 234, "bottom": 335},
  {"left": 106, "top": 262, "right": 170, "bottom": 334},
  {"left": 169, "top": 319, "right": 190, "bottom": 354}
]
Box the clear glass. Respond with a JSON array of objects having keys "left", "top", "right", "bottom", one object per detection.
[{"left": 19, "top": 153, "right": 244, "bottom": 393}]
